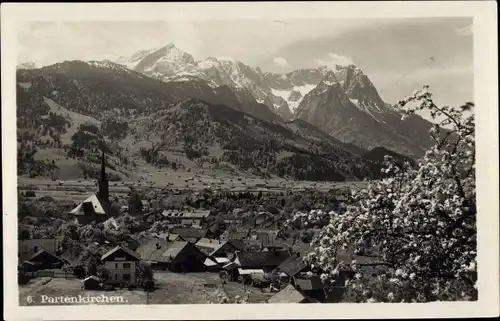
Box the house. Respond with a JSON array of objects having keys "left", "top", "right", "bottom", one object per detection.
[
  {"left": 267, "top": 284, "right": 309, "bottom": 303},
  {"left": 170, "top": 227, "right": 209, "bottom": 243},
  {"left": 135, "top": 238, "right": 171, "bottom": 270},
  {"left": 141, "top": 200, "right": 150, "bottom": 212},
  {"left": 209, "top": 239, "right": 245, "bottom": 258},
  {"left": 263, "top": 244, "right": 288, "bottom": 252},
  {"left": 292, "top": 275, "right": 330, "bottom": 302},
  {"left": 69, "top": 194, "right": 110, "bottom": 224},
  {"left": 223, "top": 230, "right": 249, "bottom": 241},
  {"left": 148, "top": 232, "right": 185, "bottom": 243},
  {"left": 222, "top": 218, "right": 243, "bottom": 225},
  {"left": 23, "top": 249, "right": 68, "bottom": 272},
  {"left": 166, "top": 233, "right": 185, "bottom": 243},
  {"left": 277, "top": 253, "right": 309, "bottom": 278},
  {"left": 195, "top": 238, "right": 223, "bottom": 256},
  {"left": 18, "top": 239, "right": 59, "bottom": 265},
  {"left": 161, "top": 241, "right": 207, "bottom": 272},
  {"left": 102, "top": 217, "right": 119, "bottom": 230},
  {"left": 82, "top": 276, "right": 102, "bottom": 290},
  {"left": 162, "top": 209, "right": 210, "bottom": 226},
  {"left": 203, "top": 257, "right": 223, "bottom": 272},
  {"left": 230, "top": 250, "right": 291, "bottom": 280},
  {"left": 192, "top": 195, "right": 208, "bottom": 208},
  {"left": 69, "top": 151, "right": 111, "bottom": 224},
  {"left": 100, "top": 245, "right": 141, "bottom": 286}
]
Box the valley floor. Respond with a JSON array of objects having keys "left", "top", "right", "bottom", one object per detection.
[{"left": 18, "top": 174, "right": 369, "bottom": 202}]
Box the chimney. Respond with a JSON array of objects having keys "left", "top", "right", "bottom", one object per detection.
[
  {"left": 156, "top": 243, "right": 161, "bottom": 250},
  {"left": 33, "top": 246, "right": 38, "bottom": 253}
]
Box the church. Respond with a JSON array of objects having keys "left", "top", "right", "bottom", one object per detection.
[{"left": 70, "top": 151, "right": 112, "bottom": 224}]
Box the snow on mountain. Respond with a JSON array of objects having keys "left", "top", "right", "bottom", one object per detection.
[
  {"left": 270, "top": 84, "right": 317, "bottom": 113},
  {"left": 113, "top": 45, "right": 419, "bottom": 132},
  {"left": 116, "top": 48, "right": 157, "bottom": 69},
  {"left": 17, "top": 62, "right": 37, "bottom": 70}
]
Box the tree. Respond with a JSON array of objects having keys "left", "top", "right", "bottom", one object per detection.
[
  {"left": 128, "top": 189, "right": 143, "bottom": 214},
  {"left": 287, "top": 86, "right": 476, "bottom": 303},
  {"left": 137, "top": 261, "right": 154, "bottom": 285},
  {"left": 86, "top": 260, "right": 98, "bottom": 277}
]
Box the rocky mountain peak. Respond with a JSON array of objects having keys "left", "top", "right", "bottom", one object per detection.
[{"left": 17, "top": 62, "right": 37, "bottom": 70}]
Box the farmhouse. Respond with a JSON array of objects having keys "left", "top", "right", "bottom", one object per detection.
[
  {"left": 148, "top": 232, "right": 186, "bottom": 243},
  {"left": 223, "top": 230, "right": 249, "bottom": 241},
  {"left": 162, "top": 209, "right": 210, "bottom": 226},
  {"left": 22, "top": 249, "right": 68, "bottom": 272},
  {"left": 195, "top": 238, "right": 223, "bottom": 256},
  {"left": 135, "top": 238, "right": 171, "bottom": 270},
  {"left": 230, "top": 250, "right": 291, "bottom": 279},
  {"left": 209, "top": 239, "right": 245, "bottom": 258},
  {"left": 100, "top": 245, "right": 141, "bottom": 286},
  {"left": 160, "top": 241, "right": 207, "bottom": 272},
  {"left": 69, "top": 152, "right": 111, "bottom": 224},
  {"left": 18, "top": 239, "right": 59, "bottom": 264},
  {"left": 277, "top": 253, "right": 309, "bottom": 278},
  {"left": 170, "top": 227, "right": 210, "bottom": 243},
  {"left": 292, "top": 275, "right": 330, "bottom": 302},
  {"left": 18, "top": 239, "right": 69, "bottom": 271}
]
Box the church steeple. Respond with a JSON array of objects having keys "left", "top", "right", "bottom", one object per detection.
[{"left": 97, "top": 150, "right": 109, "bottom": 203}]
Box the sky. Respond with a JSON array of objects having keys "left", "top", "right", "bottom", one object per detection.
[{"left": 17, "top": 17, "right": 473, "bottom": 107}]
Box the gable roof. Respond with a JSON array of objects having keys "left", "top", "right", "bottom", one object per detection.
[
  {"left": 158, "top": 241, "right": 206, "bottom": 263},
  {"left": 277, "top": 253, "right": 308, "bottom": 277},
  {"left": 102, "top": 217, "right": 119, "bottom": 230},
  {"left": 82, "top": 275, "right": 102, "bottom": 282},
  {"left": 195, "top": 238, "right": 223, "bottom": 255},
  {"left": 136, "top": 238, "right": 170, "bottom": 263},
  {"left": 162, "top": 210, "right": 210, "bottom": 218},
  {"left": 208, "top": 240, "right": 242, "bottom": 257},
  {"left": 227, "top": 231, "right": 248, "bottom": 240},
  {"left": 267, "top": 284, "right": 307, "bottom": 304},
  {"left": 226, "top": 239, "right": 245, "bottom": 251},
  {"left": 18, "top": 239, "right": 59, "bottom": 263},
  {"left": 70, "top": 194, "right": 107, "bottom": 215},
  {"left": 100, "top": 245, "right": 141, "bottom": 261},
  {"left": 27, "top": 248, "right": 67, "bottom": 264},
  {"left": 294, "top": 275, "right": 327, "bottom": 291},
  {"left": 19, "top": 239, "right": 58, "bottom": 253},
  {"left": 235, "top": 250, "right": 290, "bottom": 269},
  {"left": 171, "top": 227, "right": 208, "bottom": 240}
]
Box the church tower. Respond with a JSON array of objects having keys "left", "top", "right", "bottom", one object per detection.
[{"left": 97, "top": 150, "right": 109, "bottom": 204}]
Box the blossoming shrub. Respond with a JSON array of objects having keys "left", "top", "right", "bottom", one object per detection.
[
  {"left": 212, "top": 289, "right": 250, "bottom": 304},
  {"left": 287, "top": 86, "right": 476, "bottom": 302}
]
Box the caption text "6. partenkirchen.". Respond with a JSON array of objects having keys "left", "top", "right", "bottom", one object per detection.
[{"left": 28, "top": 294, "right": 128, "bottom": 304}]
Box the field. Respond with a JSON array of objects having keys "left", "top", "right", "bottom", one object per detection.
[
  {"left": 19, "top": 272, "right": 274, "bottom": 305},
  {"left": 18, "top": 173, "right": 369, "bottom": 202}
]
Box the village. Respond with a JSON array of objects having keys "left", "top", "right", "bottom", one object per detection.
[{"left": 18, "top": 152, "right": 372, "bottom": 305}]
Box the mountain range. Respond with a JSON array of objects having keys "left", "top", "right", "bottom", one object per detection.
[{"left": 16, "top": 43, "right": 436, "bottom": 182}]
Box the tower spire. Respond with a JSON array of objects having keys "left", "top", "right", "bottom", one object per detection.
[
  {"left": 98, "top": 150, "right": 109, "bottom": 203},
  {"left": 101, "top": 150, "right": 106, "bottom": 180}
]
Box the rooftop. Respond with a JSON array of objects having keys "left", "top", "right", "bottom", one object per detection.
[
  {"left": 277, "top": 253, "right": 308, "bottom": 277},
  {"left": 267, "top": 284, "right": 307, "bottom": 303}
]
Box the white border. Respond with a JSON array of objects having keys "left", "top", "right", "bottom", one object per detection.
[{"left": 2, "top": 1, "right": 499, "bottom": 320}]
